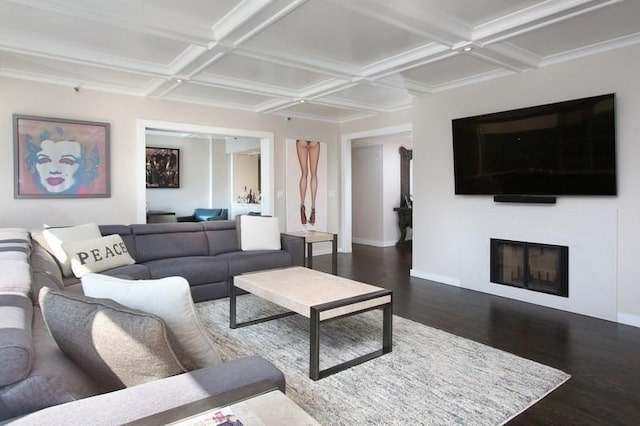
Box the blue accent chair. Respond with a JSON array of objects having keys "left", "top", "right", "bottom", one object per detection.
[{"left": 177, "top": 208, "right": 229, "bottom": 222}]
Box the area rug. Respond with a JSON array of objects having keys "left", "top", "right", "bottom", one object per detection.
[{"left": 196, "top": 295, "right": 570, "bottom": 425}]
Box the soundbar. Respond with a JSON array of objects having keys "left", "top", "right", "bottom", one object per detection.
[{"left": 493, "top": 195, "right": 557, "bottom": 204}]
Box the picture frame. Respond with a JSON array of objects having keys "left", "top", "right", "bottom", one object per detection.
[
  {"left": 146, "top": 147, "right": 180, "bottom": 188},
  {"left": 13, "top": 114, "right": 110, "bottom": 198}
]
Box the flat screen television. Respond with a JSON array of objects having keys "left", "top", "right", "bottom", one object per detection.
[{"left": 452, "top": 93, "right": 616, "bottom": 196}]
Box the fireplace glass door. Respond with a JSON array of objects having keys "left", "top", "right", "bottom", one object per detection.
[{"left": 490, "top": 239, "right": 568, "bottom": 297}]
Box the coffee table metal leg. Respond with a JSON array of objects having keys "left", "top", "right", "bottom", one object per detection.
[
  {"left": 230, "top": 277, "right": 238, "bottom": 329},
  {"left": 310, "top": 309, "right": 321, "bottom": 380},
  {"left": 332, "top": 234, "right": 338, "bottom": 275},
  {"left": 307, "top": 242, "right": 313, "bottom": 270},
  {"left": 230, "top": 277, "right": 296, "bottom": 329},
  {"left": 382, "top": 299, "right": 393, "bottom": 353},
  {"left": 308, "top": 290, "right": 393, "bottom": 381}
]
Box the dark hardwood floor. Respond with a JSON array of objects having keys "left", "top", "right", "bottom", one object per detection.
[{"left": 313, "top": 243, "right": 640, "bottom": 425}]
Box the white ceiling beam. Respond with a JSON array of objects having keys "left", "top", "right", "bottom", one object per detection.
[
  {"left": 211, "top": 0, "right": 276, "bottom": 41},
  {"left": 469, "top": 43, "right": 542, "bottom": 71},
  {"left": 474, "top": 0, "right": 625, "bottom": 45},
  {"left": 320, "top": 0, "right": 472, "bottom": 45},
  {"left": 223, "top": 0, "right": 309, "bottom": 46},
  {"left": 541, "top": 31, "right": 640, "bottom": 66},
  {"left": 234, "top": 46, "right": 361, "bottom": 79},
  {"left": 3, "top": 0, "right": 213, "bottom": 46}
]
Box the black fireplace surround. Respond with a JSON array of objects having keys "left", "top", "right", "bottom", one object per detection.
[{"left": 490, "top": 238, "right": 569, "bottom": 297}]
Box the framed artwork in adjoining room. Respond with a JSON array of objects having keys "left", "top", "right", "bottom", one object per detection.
[
  {"left": 145, "top": 147, "right": 180, "bottom": 188},
  {"left": 13, "top": 114, "right": 110, "bottom": 199}
]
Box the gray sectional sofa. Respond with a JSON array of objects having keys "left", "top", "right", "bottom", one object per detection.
[
  {"left": 95, "top": 220, "right": 305, "bottom": 301},
  {"left": 0, "top": 221, "right": 305, "bottom": 423}
]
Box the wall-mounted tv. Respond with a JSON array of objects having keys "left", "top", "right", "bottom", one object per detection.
[{"left": 452, "top": 93, "right": 616, "bottom": 196}]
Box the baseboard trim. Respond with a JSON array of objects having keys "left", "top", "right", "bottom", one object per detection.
[
  {"left": 352, "top": 237, "right": 396, "bottom": 247},
  {"left": 618, "top": 312, "right": 640, "bottom": 328},
  {"left": 410, "top": 269, "right": 461, "bottom": 287}
]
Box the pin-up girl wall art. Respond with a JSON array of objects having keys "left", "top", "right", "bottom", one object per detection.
[{"left": 13, "top": 115, "right": 110, "bottom": 198}]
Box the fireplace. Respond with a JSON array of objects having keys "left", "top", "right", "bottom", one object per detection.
[{"left": 490, "top": 239, "right": 568, "bottom": 297}]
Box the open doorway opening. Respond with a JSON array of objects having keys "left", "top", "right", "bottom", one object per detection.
[
  {"left": 340, "top": 124, "right": 412, "bottom": 252},
  {"left": 136, "top": 119, "right": 274, "bottom": 224}
]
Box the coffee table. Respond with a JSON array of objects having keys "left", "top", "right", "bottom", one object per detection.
[{"left": 230, "top": 266, "right": 393, "bottom": 380}]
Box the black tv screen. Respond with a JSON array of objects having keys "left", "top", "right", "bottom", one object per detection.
[{"left": 452, "top": 93, "right": 616, "bottom": 196}]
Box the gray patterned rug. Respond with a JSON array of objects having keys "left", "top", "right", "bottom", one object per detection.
[{"left": 196, "top": 295, "right": 570, "bottom": 425}]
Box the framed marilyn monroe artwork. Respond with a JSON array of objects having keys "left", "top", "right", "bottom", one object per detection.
[{"left": 13, "top": 114, "right": 110, "bottom": 198}]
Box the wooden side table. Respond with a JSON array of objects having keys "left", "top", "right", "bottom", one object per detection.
[{"left": 284, "top": 231, "right": 338, "bottom": 275}]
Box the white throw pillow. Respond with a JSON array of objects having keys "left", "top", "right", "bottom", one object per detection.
[
  {"left": 62, "top": 234, "right": 135, "bottom": 277},
  {"left": 81, "top": 273, "right": 222, "bottom": 368},
  {"left": 239, "top": 215, "right": 281, "bottom": 251},
  {"left": 42, "top": 223, "right": 101, "bottom": 277}
]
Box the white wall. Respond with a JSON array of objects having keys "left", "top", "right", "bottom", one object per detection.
[
  {"left": 411, "top": 44, "right": 640, "bottom": 325},
  {"left": 211, "top": 138, "right": 230, "bottom": 208},
  {"left": 145, "top": 134, "right": 211, "bottom": 217},
  {"left": 352, "top": 146, "right": 383, "bottom": 245},
  {"left": 0, "top": 77, "right": 339, "bottom": 231}
]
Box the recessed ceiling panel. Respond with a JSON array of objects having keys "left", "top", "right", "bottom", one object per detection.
[
  {"left": 201, "top": 54, "right": 331, "bottom": 90},
  {"left": 422, "top": 0, "right": 545, "bottom": 26},
  {"left": 0, "top": 52, "right": 152, "bottom": 88},
  {"left": 508, "top": 1, "right": 640, "bottom": 57},
  {"left": 324, "top": 83, "right": 411, "bottom": 108},
  {"left": 0, "top": 2, "right": 189, "bottom": 66},
  {"left": 244, "top": 0, "right": 428, "bottom": 66},
  {"left": 401, "top": 54, "right": 501, "bottom": 85},
  {"left": 168, "top": 82, "right": 276, "bottom": 107}
]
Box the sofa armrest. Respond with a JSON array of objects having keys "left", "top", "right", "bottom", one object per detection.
[
  {"left": 280, "top": 234, "right": 305, "bottom": 267},
  {"left": 8, "top": 356, "right": 284, "bottom": 425}
]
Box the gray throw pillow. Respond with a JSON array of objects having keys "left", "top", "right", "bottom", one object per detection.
[{"left": 38, "top": 287, "right": 188, "bottom": 392}]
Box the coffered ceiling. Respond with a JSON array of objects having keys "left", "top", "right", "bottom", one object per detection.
[{"left": 1, "top": 0, "right": 638, "bottom": 123}]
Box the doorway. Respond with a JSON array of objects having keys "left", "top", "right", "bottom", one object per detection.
[
  {"left": 340, "top": 124, "right": 412, "bottom": 252},
  {"left": 136, "top": 119, "right": 274, "bottom": 224}
]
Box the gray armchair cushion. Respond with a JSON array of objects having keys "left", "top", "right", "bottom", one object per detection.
[{"left": 38, "top": 287, "right": 188, "bottom": 392}]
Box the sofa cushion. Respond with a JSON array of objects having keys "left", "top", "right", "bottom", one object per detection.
[
  {"left": 42, "top": 223, "right": 102, "bottom": 277},
  {"left": 131, "top": 223, "right": 209, "bottom": 262},
  {"left": 38, "top": 287, "right": 187, "bottom": 392},
  {"left": 81, "top": 274, "right": 222, "bottom": 369},
  {"left": 0, "top": 229, "right": 31, "bottom": 262},
  {"left": 218, "top": 250, "right": 293, "bottom": 277},
  {"left": 0, "top": 295, "right": 33, "bottom": 387},
  {"left": 61, "top": 234, "right": 135, "bottom": 277},
  {"left": 144, "top": 256, "right": 228, "bottom": 284},
  {"left": 238, "top": 215, "right": 281, "bottom": 251},
  {"left": 99, "top": 263, "right": 152, "bottom": 280},
  {"left": 99, "top": 224, "right": 136, "bottom": 255},
  {"left": 0, "top": 260, "right": 31, "bottom": 294},
  {"left": 30, "top": 240, "right": 64, "bottom": 289},
  {"left": 203, "top": 220, "right": 240, "bottom": 255}
]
